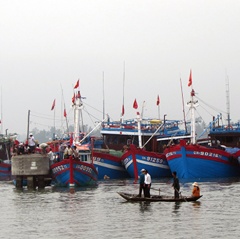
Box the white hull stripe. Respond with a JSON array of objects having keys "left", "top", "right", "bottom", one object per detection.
[
  {"left": 125, "top": 159, "right": 169, "bottom": 170},
  {"left": 93, "top": 161, "right": 126, "bottom": 171}
]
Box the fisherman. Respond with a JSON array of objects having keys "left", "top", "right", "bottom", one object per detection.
[
  {"left": 191, "top": 182, "right": 200, "bottom": 197},
  {"left": 64, "top": 144, "right": 73, "bottom": 159},
  {"left": 143, "top": 169, "right": 151, "bottom": 198},
  {"left": 28, "top": 133, "right": 36, "bottom": 153},
  {"left": 72, "top": 145, "right": 79, "bottom": 160},
  {"left": 172, "top": 171, "right": 180, "bottom": 198},
  {"left": 48, "top": 148, "right": 55, "bottom": 165},
  {"left": 138, "top": 169, "right": 146, "bottom": 197}
]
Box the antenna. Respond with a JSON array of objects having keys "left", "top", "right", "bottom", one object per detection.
[
  {"left": 180, "top": 78, "right": 187, "bottom": 133},
  {"left": 121, "top": 61, "right": 125, "bottom": 122},
  {"left": 226, "top": 74, "right": 230, "bottom": 127},
  {"left": 102, "top": 71, "right": 105, "bottom": 121}
]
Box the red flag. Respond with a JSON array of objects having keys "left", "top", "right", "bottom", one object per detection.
[
  {"left": 72, "top": 93, "right": 75, "bottom": 103},
  {"left": 74, "top": 79, "right": 79, "bottom": 89},
  {"left": 64, "top": 109, "right": 67, "bottom": 117},
  {"left": 133, "top": 99, "right": 138, "bottom": 109},
  {"left": 156, "top": 95, "right": 160, "bottom": 106},
  {"left": 77, "top": 91, "right": 81, "bottom": 98},
  {"left": 51, "top": 99, "right": 56, "bottom": 110},
  {"left": 188, "top": 70, "right": 192, "bottom": 87},
  {"left": 122, "top": 105, "right": 125, "bottom": 116},
  {"left": 69, "top": 133, "right": 73, "bottom": 146}
]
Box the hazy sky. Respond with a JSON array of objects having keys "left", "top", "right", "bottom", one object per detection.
[{"left": 1, "top": 0, "right": 240, "bottom": 138}]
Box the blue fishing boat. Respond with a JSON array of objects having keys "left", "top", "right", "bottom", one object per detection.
[
  {"left": 92, "top": 149, "right": 130, "bottom": 180},
  {"left": 209, "top": 117, "right": 240, "bottom": 148},
  {"left": 0, "top": 134, "right": 15, "bottom": 180},
  {"left": 51, "top": 154, "right": 98, "bottom": 187},
  {"left": 122, "top": 144, "right": 171, "bottom": 179},
  {"left": 50, "top": 88, "right": 98, "bottom": 187},
  {"left": 95, "top": 114, "right": 188, "bottom": 180},
  {"left": 164, "top": 76, "right": 240, "bottom": 179}
]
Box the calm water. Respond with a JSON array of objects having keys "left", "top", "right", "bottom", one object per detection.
[{"left": 1, "top": 177, "right": 240, "bottom": 239}]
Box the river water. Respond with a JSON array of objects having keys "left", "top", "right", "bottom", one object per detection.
[{"left": 1, "top": 177, "right": 240, "bottom": 239}]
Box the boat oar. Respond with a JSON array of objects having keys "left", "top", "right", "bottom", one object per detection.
[{"left": 175, "top": 188, "right": 188, "bottom": 202}]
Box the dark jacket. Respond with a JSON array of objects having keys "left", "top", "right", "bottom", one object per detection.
[{"left": 172, "top": 177, "right": 180, "bottom": 190}]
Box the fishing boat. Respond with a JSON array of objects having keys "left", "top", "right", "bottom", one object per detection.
[
  {"left": 164, "top": 73, "right": 240, "bottom": 179},
  {"left": 0, "top": 134, "right": 16, "bottom": 180},
  {"left": 117, "top": 192, "right": 202, "bottom": 202},
  {"left": 98, "top": 114, "right": 190, "bottom": 180},
  {"left": 208, "top": 116, "right": 240, "bottom": 148},
  {"left": 102, "top": 116, "right": 169, "bottom": 182},
  {"left": 50, "top": 89, "right": 98, "bottom": 187},
  {"left": 92, "top": 148, "right": 130, "bottom": 180}
]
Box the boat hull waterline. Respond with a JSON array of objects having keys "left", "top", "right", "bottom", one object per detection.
[
  {"left": 118, "top": 192, "right": 202, "bottom": 202},
  {"left": 165, "top": 141, "right": 240, "bottom": 179},
  {"left": 51, "top": 159, "right": 98, "bottom": 187},
  {"left": 122, "top": 145, "right": 171, "bottom": 179},
  {"left": 93, "top": 151, "right": 130, "bottom": 180}
]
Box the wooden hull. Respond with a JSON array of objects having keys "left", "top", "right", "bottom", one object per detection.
[
  {"left": 51, "top": 159, "right": 98, "bottom": 187},
  {"left": 92, "top": 151, "right": 130, "bottom": 180},
  {"left": 165, "top": 140, "right": 240, "bottom": 179},
  {"left": 118, "top": 192, "right": 202, "bottom": 202}
]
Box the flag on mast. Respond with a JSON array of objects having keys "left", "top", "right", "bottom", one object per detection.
[
  {"left": 133, "top": 99, "right": 138, "bottom": 109},
  {"left": 64, "top": 108, "right": 67, "bottom": 117},
  {"left": 122, "top": 105, "right": 125, "bottom": 116},
  {"left": 156, "top": 95, "right": 160, "bottom": 106},
  {"left": 51, "top": 99, "right": 56, "bottom": 110},
  {"left": 72, "top": 93, "right": 75, "bottom": 103},
  {"left": 188, "top": 70, "right": 192, "bottom": 87},
  {"left": 74, "top": 79, "right": 80, "bottom": 89}
]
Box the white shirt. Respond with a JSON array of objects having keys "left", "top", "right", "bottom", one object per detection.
[
  {"left": 144, "top": 173, "right": 151, "bottom": 184},
  {"left": 48, "top": 151, "right": 54, "bottom": 161},
  {"left": 28, "top": 136, "right": 35, "bottom": 146}
]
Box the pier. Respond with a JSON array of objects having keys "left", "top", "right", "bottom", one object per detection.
[{"left": 12, "top": 154, "right": 51, "bottom": 189}]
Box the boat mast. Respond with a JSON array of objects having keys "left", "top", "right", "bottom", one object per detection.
[
  {"left": 136, "top": 112, "right": 142, "bottom": 148},
  {"left": 102, "top": 71, "right": 105, "bottom": 121},
  {"left": 121, "top": 61, "right": 125, "bottom": 123},
  {"left": 73, "top": 91, "right": 82, "bottom": 144},
  {"left": 0, "top": 87, "right": 2, "bottom": 135},
  {"left": 61, "top": 85, "right": 69, "bottom": 135},
  {"left": 180, "top": 78, "right": 187, "bottom": 133},
  {"left": 188, "top": 89, "right": 198, "bottom": 144},
  {"left": 27, "top": 110, "right": 30, "bottom": 141},
  {"left": 187, "top": 70, "right": 198, "bottom": 144},
  {"left": 226, "top": 75, "right": 231, "bottom": 127}
]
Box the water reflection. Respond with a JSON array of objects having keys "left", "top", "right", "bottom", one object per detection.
[
  {"left": 139, "top": 201, "right": 151, "bottom": 212},
  {"left": 172, "top": 202, "right": 181, "bottom": 214},
  {"left": 192, "top": 201, "right": 201, "bottom": 208}
]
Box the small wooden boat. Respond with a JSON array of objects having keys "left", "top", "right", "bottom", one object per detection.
[{"left": 117, "top": 192, "right": 202, "bottom": 202}]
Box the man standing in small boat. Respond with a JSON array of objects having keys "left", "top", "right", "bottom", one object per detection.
[
  {"left": 138, "top": 169, "right": 145, "bottom": 197},
  {"left": 172, "top": 171, "right": 180, "bottom": 198},
  {"left": 143, "top": 170, "right": 151, "bottom": 198}
]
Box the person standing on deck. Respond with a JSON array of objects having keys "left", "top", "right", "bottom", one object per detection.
[
  {"left": 28, "top": 133, "right": 36, "bottom": 153},
  {"left": 143, "top": 170, "right": 151, "bottom": 198},
  {"left": 172, "top": 171, "right": 180, "bottom": 198},
  {"left": 64, "top": 144, "right": 73, "bottom": 159},
  {"left": 138, "top": 169, "right": 145, "bottom": 197}
]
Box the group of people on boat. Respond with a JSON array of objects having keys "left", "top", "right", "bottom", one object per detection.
[
  {"left": 13, "top": 133, "right": 38, "bottom": 155},
  {"left": 138, "top": 169, "right": 200, "bottom": 199},
  {"left": 63, "top": 145, "right": 80, "bottom": 160},
  {"left": 172, "top": 171, "right": 201, "bottom": 198}
]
